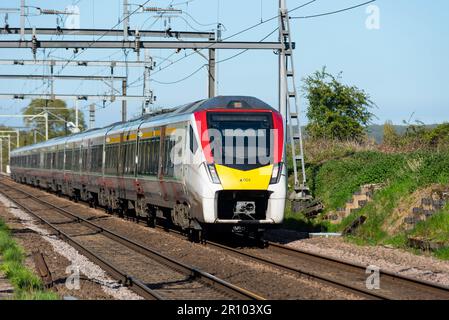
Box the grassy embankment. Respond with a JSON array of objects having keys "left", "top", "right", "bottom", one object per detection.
[
  {"left": 283, "top": 140, "right": 449, "bottom": 259},
  {"left": 0, "top": 219, "right": 58, "bottom": 300}
]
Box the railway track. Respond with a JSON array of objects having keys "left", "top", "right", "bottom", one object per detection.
[
  {"left": 145, "top": 221, "right": 449, "bottom": 299},
  {"left": 3, "top": 178, "right": 449, "bottom": 300},
  {"left": 204, "top": 236, "right": 449, "bottom": 300},
  {"left": 0, "top": 179, "right": 264, "bottom": 300},
  {"left": 148, "top": 218, "right": 449, "bottom": 300}
]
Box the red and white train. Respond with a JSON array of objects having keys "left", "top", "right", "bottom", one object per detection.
[{"left": 10, "top": 96, "right": 287, "bottom": 238}]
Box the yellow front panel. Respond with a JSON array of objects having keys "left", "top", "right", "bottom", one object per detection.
[{"left": 215, "top": 164, "right": 273, "bottom": 190}]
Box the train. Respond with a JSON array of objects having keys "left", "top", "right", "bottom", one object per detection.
[{"left": 9, "top": 96, "right": 287, "bottom": 240}]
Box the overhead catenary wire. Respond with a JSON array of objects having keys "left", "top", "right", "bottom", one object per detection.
[
  {"left": 149, "top": 26, "right": 279, "bottom": 86},
  {"left": 145, "top": 0, "right": 378, "bottom": 87},
  {"left": 290, "top": 0, "right": 377, "bottom": 19},
  {"left": 3, "top": 0, "right": 320, "bottom": 127},
  {"left": 145, "top": 0, "right": 318, "bottom": 79},
  {"left": 56, "top": 0, "right": 153, "bottom": 75},
  {"left": 151, "top": 64, "right": 205, "bottom": 85}
]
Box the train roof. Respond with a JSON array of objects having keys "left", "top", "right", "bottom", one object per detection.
[
  {"left": 11, "top": 96, "right": 276, "bottom": 154},
  {"left": 146, "top": 95, "right": 276, "bottom": 119}
]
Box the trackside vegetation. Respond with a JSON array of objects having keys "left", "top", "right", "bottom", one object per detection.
[
  {"left": 0, "top": 219, "right": 58, "bottom": 300},
  {"left": 282, "top": 68, "right": 449, "bottom": 260},
  {"left": 284, "top": 147, "right": 449, "bottom": 260}
]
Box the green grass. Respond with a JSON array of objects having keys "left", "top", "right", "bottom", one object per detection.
[
  {"left": 284, "top": 148, "right": 449, "bottom": 260},
  {"left": 434, "top": 247, "right": 449, "bottom": 260},
  {"left": 0, "top": 219, "right": 59, "bottom": 300},
  {"left": 411, "top": 209, "right": 449, "bottom": 243}
]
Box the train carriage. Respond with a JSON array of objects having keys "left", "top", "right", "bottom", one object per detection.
[{"left": 10, "top": 96, "right": 287, "bottom": 239}]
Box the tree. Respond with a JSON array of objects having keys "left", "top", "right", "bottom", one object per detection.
[
  {"left": 22, "top": 99, "right": 86, "bottom": 140},
  {"left": 383, "top": 121, "right": 399, "bottom": 147},
  {"left": 303, "top": 67, "right": 375, "bottom": 141}
]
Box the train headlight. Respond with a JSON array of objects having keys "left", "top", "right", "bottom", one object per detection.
[
  {"left": 206, "top": 163, "right": 221, "bottom": 184},
  {"left": 270, "top": 162, "right": 283, "bottom": 184}
]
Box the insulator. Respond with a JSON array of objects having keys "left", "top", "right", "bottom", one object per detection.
[
  {"left": 134, "top": 31, "right": 141, "bottom": 56},
  {"left": 31, "top": 34, "right": 37, "bottom": 59},
  {"left": 216, "top": 23, "right": 222, "bottom": 42},
  {"left": 39, "top": 9, "right": 67, "bottom": 15},
  {"left": 143, "top": 7, "right": 182, "bottom": 13}
]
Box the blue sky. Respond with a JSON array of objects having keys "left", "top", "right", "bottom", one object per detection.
[{"left": 0, "top": 0, "right": 448, "bottom": 129}]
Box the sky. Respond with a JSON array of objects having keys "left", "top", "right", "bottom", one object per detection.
[{"left": 0, "top": 0, "right": 448, "bottom": 130}]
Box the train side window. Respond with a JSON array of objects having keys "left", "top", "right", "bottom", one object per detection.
[
  {"left": 51, "top": 152, "right": 56, "bottom": 169},
  {"left": 138, "top": 139, "right": 153, "bottom": 176},
  {"left": 163, "top": 136, "right": 175, "bottom": 177},
  {"left": 73, "top": 149, "right": 80, "bottom": 171},
  {"left": 66, "top": 149, "right": 73, "bottom": 171},
  {"left": 90, "top": 145, "right": 103, "bottom": 173},
  {"left": 57, "top": 151, "right": 64, "bottom": 170},
  {"left": 153, "top": 138, "right": 160, "bottom": 175},
  {"left": 81, "top": 148, "right": 88, "bottom": 171},
  {"left": 123, "top": 142, "right": 135, "bottom": 175},
  {"left": 105, "top": 144, "right": 118, "bottom": 175},
  {"left": 45, "top": 152, "right": 52, "bottom": 169},
  {"left": 189, "top": 125, "right": 198, "bottom": 154}
]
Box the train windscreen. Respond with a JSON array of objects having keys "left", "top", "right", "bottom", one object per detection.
[{"left": 207, "top": 112, "right": 275, "bottom": 170}]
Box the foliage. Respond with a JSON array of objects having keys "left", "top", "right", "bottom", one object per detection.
[
  {"left": 285, "top": 144, "right": 449, "bottom": 258},
  {"left": 0, "top": 219, "right": 58, "bottom": 300},
  {"left": 302, "top": 67, "right": 374, "bottom": 141},
  {"left": 382, "top": 121, "right": 400, "bottom": 148},
  {"left": 380, "top": 121, "right": 449, "bottom": 152},
  {"left": 411, "top": 210, "right": 449, "bottom": 243},
  {"left": 22, "top": 99, "right": 86, "bottom": 141},
  {"left": 307, "top": 151, "right": 407, "bottom": 210}
]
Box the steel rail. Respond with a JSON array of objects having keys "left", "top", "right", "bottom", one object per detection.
[
  {"left": 196, "top": 236, "right": 389, "bottom": 300},
  {"left": 0, "top": 185, "right": 162, "bottom": 300},
  {"left": 154, "top": 226, "right": 449, "bottom": 300},
  {"left": 9, "top": 178, "right": 448, "bottom": 299},
  {"left": 267, "top": 241, "right": 449, "bottom": 298},
  {"left": 0, "top": 180, "right": 264, "bottom": 300},
  {"left": 148, "top": 224, "right": 385, "bottom": 299}
]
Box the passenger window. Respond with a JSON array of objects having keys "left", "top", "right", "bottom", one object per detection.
[{"left": 189, "top": 125, "right": 198, "bottom": 154}]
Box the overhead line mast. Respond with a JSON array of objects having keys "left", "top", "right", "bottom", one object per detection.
[
  {"left": 279, "top": 0, "right": 313, "bottom": 210},
  {"left": 0, "top": 1, "right": 314, "bottom": 211}
]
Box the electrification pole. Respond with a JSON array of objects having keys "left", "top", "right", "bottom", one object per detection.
[
  {"left": 89, "top": 104, "right": 95, "bottom": 129},
  {"left": 74, "top": 100, "right": 79, "bottom": 130},
  {"left": 123, "top": 0, "right": 129, "bottom": 41},
  {"left": 0, "top": 138, "right": 3, "bottom": 173},
  {"left": 0, "top": 136, "right": 11, "bottom": 170},
  {"left": 122, "top": 79, "right": 127, "bottom": 122},
  {"left": 208, "top": 48, "right": 216, "bottom": 98},
  {"left": 278, "top": 0, "right": 287, "bottom": 122},
  {"left": 20, "top": 0, "right": 25, "bottom": 40}
]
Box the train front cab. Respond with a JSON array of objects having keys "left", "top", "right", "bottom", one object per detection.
[{"left": 191, "top": 105, "right": 287, "bottom": 233}]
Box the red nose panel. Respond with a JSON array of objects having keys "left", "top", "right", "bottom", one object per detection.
[{"left": 194, "top": 109, "right": 284, "bottom": 165}]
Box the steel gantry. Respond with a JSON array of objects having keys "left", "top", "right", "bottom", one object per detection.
[
  {"left": 0, "top": 135, "right": 14, "bottom": 174},
  {"left": 0, "top": 0, "right": 311, "bottom": 207},
  {"left": 0, "top": 113, "right": 48, "bottom": 140},
  {"left": 0, "top": 130, "right": 19, "bottom": 147}
]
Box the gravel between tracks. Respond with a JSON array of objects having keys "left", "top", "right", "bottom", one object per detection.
[
  {"left": 0, "top": 194, "right": 142, "bottom": 300},
  {"left": 3, "top": 183, "right": 362, "bottom": 300},
  {"left": 266, "top": 229, "right": 449, "bottom": 287}
]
